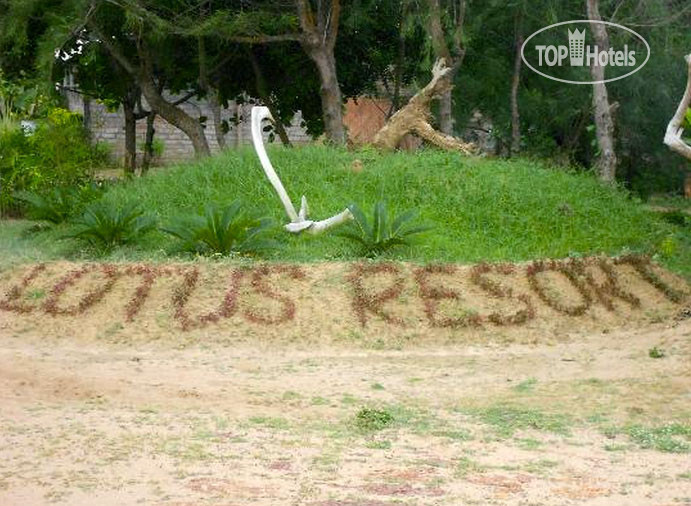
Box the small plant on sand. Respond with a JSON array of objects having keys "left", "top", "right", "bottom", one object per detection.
[
  {"left": 340, "top": 201, "right": 431, "bottom": 257},
  {"left": 162, "top": 201, "right": 276, "bottom": 256},
  {"left": 648, "top": 346, "right": 666, "bottom": 359},
  {"left": 354, "top": 407, "right": 395, "bottom": 432},
  {"left": 68, "top": 201, "right": 156, "bottom": 251}
]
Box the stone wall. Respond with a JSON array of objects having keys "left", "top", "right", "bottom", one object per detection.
[{"left": 64, "top": 88, "right": 313, "bottom": 165}]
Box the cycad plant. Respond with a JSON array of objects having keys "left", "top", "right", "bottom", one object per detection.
[
  {"left": 68, "top": 201, "right": 156, "bottom": 251},
  {"left": 14, "top": 188, "right": 77, "bottom": 224},
  {"left": 14, "top": 185, "right": 102, "bottom": 225},
  {"left": 340, "top": 201, "right": 431, "bottom": 257},
  {"left": 162, "top": 201, "right": 276, "bottom": 256}
]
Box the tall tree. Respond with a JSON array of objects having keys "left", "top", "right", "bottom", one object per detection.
[
  {"left": 425, "top": 0, "right": 466, "bottom": 135},
  {"left": 586, "top": 0, "right": 618, "bottom": 183},
  {"left": 295, "top": 0, "right": 345, "bottom": 144},
  {"left": 85, "top": 0, "right": 210, "bottom": 156},
  {"left": 510, "top": 5, "right": 523, "bottom": 155}
]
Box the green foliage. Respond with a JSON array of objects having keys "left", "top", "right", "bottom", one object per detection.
[
  {"left": 0, "top": 107, "right": 107, "bottom": 216},
  {"left": 471, "top": 405, "right": 572, "bottom": 438},
  {"left": 1, "top": 147, "right": 689, "bottom": 278},
  {"left": 0, "top": 71, "right": 46, "bottom": 130},
  {"left": 340, "top": 201, "right": 431, "bottom": 257},
  {"left": 68, "top": 201, "right": 156, "bottom": 251},
  {"left": 648, "top": 346, "right": 666, "bottom": 359},
  {"left": 659, "top": 210, "right": 690, "bottom": 228},
  {"left": 162, "top": 201, "right": 276, "bottom": 256},
  {"left": 151, "top": 138, "right": 165, "bottom": 159},
  {"left": 14, "top": 185, "right": 104, "bottom": 225},
  {"left": 626, "top": 424, "right": 691, "bottom": 453},
  {"left": 354, "top": 407, "right": 395, "bottom": 432}
]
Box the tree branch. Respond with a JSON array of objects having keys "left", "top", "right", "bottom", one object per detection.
[{"left": 325, "top": 0, "right": 340, "bottom": 50}]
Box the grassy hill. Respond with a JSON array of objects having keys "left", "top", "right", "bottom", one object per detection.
[{"left": 0, "top": 145, "right": 688, "bottom": 276}]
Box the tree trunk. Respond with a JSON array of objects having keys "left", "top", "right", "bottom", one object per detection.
[
  {"left": 198, "top": 35, "right": 226, "bottom": 151},
  {"left": 122, "top": 87, "right": 138, "bottom": 176},
  {"left": 587, "top": 0, "right": 618, "bottom": 183},
  {"left": 87, "top": 18, "right": 211, "bottom": 158},
  {"left": 249, "top": 49, "right": 292, "bottom": 147},
  {"left": 426, "top": 0, "right": 454, "bottom": 135},
  {"left": 373, "top": 58, "right": 474, "bottom": 153},
  {"left": 208, "top": 90, "right": 226, "bottom": 150},
  {"left": 295, "top": 0, "right": 346, "bottom": 145},
  {"left": 308, "top": 48, "right": 346, "bottom": 145},
  {"left": 141, "top": 111, "right": 156, "bottom": 175},
  {"left": 83, "top": 96, "right": 92, "bottom": 137},
  {"left": 438, "top": 93, "right": 454, "bottom": 135},
  {"left": 510, "top": 15, "right": 523, "bottom": 156},
  {"left": 391, "top": 15, "right": 406, "bottom": 115},
  {"left": 138, "top": 77, "right": 210, "bottom": 158},
  {"left": 425, "top": 0, "right": 466, "bottom": 135}
]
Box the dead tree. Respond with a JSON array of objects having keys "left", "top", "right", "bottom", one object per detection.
[{"left": 373, "top": 58, "right": 474, "bottom": 153}]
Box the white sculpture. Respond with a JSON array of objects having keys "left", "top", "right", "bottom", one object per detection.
[{"left": 250, "top": 106, "right": 353, "bottom": 234}]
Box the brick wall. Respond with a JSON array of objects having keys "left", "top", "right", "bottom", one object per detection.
[{"left": 64, "top": 88, "right": 313, "bottom": 165}]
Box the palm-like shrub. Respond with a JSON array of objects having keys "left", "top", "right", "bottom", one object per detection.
[
  {"left": 14, "top": 185, "right": 103, "bottom": 225},
  {"left": 340, "top": 201, "right": 431, "bottom": 257},
  {"left": 162, "top": 201, "right": 276, "bottom": 256},
  {"left": 68, "top": 201, "right": 156, "bottom": 251},
  {"left": 14, "top": 188, "right": 76, "bottom": 224}
]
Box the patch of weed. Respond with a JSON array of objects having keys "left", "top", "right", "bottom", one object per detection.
[
  {"left": 456, "top": 456, "right": 483, "bottom": 477},
  {"left": 513, "top": 378, "right": 538, "bottom": 393},
  {"left": 365, "top": 439, "right": 392, "bottom": 450},
  {"left": 433, "top": 429, "right": 472, "bottom": 441},
  {"left": 515, "top": 437, "right": 543, "bottom": 450},
  {"left": 648, "top": 346, "right": 666, "bottom": 359},
  {"left": 626, "top": 423, "right": 691, "bottom": 453},
  {"left": 523, "top": 459, "right": 559, "bottom": 475},
  {"left": 354, "top": 407, "right": 395, "bottom": 432},
  {"left": 470, "top": 405, "right": 572, "bottom": 438}
]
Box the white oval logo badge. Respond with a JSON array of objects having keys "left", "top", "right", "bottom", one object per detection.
[{"left": 521, "top": 20, "right": 650, "bottom": 85}]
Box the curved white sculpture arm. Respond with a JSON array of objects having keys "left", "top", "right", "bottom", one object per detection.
[{"left": 250, "top": 106, "right": 353, "bottom": 234}]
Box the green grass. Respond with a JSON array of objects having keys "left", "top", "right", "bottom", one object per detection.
[
  {"left": 513, "top": 378, "right": 538, "bottom": 393},
  {"left": 0, "top": 145, "right": 688, "bottom": 275},
  {"left": 625, "top": 423, "right": 691, "bottom": 453},
  {"left": 467, "top": 405, "right": 573, "bottom": 438}
]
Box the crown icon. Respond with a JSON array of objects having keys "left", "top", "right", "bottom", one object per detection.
[{"left": 568, "top": 28, "right": 586, "bottom": 66}]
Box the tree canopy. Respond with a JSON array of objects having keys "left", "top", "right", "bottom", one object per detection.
[{"left": 1, "top": 0, "right": 689, "bottom": 194}]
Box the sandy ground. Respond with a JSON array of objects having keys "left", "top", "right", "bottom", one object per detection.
[
  {"left": 1, "top": 317, "right": 690, "bottom": 505},
  {"left": 1, "top": 259, "right": 690, "bottom": 505}
]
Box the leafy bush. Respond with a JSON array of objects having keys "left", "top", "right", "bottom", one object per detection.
[
  {"left": 68, "top": 201, "right": 156, "bottom": 251},
  {"left": 14, "top": 184, "right": 104, "bottom": 225},
  {"left": 162, "top": 201, "right": 276, "bottom": 256},
  {"left": 340, "top": 201, "right": 431, "bottom": 257},
  {"left": 0, "top": 107, "right": 108, "bottom": 216}
]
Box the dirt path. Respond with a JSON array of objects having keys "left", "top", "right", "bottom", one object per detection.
[{"left": 1, "top": 317, "right": 690, "bottom": 505}]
